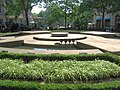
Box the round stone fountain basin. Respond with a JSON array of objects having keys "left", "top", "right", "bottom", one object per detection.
[
  {"left": 33, "top": 33, "right": 86, "bottom": 41},
  {"left": 51, "top": 32, "right": 68, "bottom": 37}
]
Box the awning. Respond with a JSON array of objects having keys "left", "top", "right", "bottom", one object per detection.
[
  {"left": 96, "top": 16, "right": 101, "bottom": 20},
  {"left": 104, "top": 15, "right": 111, "bottom": 20},
  {"left": 96, "top": 15, "right": 111, "bottom": 20}
]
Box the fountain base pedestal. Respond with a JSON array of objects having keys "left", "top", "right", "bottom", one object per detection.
[{"left": 51, "top": 32, "right": 68, "bottom": 37}]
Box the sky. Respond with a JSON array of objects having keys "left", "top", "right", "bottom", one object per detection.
[{"left": 31, "top": 5, "right": 46, "bottom": 14}]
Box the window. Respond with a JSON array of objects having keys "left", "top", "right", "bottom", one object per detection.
[
  {"left": 0, "top": 19, "right": 3, "bottom": 24},
  {"left": 105, "top": 20, "right": 110, "bottom": 27}
]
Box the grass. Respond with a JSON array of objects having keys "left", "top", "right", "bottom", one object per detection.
[{"left": 0, "top": 59, "right": 119, "bottom": 83}]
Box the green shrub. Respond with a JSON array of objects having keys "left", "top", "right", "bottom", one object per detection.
[
  {"left": 0, "top": 59, "right": 119, "bottom": 83},
  {"left": 0, "top": 80, "right": 38, "bottom": 90},
  {"left": 0, "top": 52, "right": 119, "bottom": 65},
  {"left": 0, "top": 80, "right": 120, "bottom": 90}
]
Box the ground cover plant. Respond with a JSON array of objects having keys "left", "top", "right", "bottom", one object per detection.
[
  {"left": 0, "top": 59, "right": 119, "bottom": 83},
  {"left": 0, "top": 52, "right": 120, "bottom": 89}
]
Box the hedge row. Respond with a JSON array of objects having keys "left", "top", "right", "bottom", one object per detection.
[
  {"left": 0, "top": 80, "right": 120, "bottom": 90},
  {"left": 0, "top": 52, "right": 119, "bottom": 65}
]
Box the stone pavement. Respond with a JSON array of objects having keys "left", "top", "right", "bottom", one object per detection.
[
  {"left": 0, "top": 47, "right": 102, "bottom": 54},
  {"left": 81, "top": 31, "right": 116, "bottom": 38},
  {"left": 0, "top": 31, "right": 120, "bottom": 55},
  {"left": 77, "top": 32, "right": 120, "bottom": 55}
]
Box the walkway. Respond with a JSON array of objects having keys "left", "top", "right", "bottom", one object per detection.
[{"left": 77, "top": 31, "right": 120, "bottom": 54}]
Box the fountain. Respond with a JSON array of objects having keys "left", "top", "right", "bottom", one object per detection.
[
  {"left": 51, "top": 32, "right": 68, "bottom": 37},
  {"left": 0, "top": 31, "right": 103, "bottom": 54},
  {"left": 33, "top": 32, "right": 87, "bottom": 44},
  {"left": 0, "top": 31, "right": 87, "bottom": 50}
]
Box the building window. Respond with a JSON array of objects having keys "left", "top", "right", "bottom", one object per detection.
[
  {"left": 115, "top": 15, "right": 120, "bottom": 31},
  {"left": 105, "top": 20, "right": 110, "bottom": 27},
  {"left": 0, "top": 19, "right": 3, "bottom": 24},
  {"left": 96, "top": 20, "right": 101, "bottom": 29}
]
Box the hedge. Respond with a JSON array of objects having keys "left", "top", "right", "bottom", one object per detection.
[
  {"left": 0, "top": 80, "right": 120, "bottom": 90},
  {"left": 0, "top": 52, "right": 119, "bottom": 65}
]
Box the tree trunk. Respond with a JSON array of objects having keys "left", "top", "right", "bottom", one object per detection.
[
  {"left": 65, "top": 8, "right": 67, "bottom": 29},
  {"left": 64, "top": 0, "right": 67, "bottom": 30},
  {"left": 77, "top": 14, "right": 80, "bottom": 30},
  {"left": 25, "top": 9, "right": 29, "bottom": 27},
  {"left": 21, "top": 0, "right": 29, "bottom": 27},
  {"left": 101, "top": 12, "right": 105, "bottom": 31}
]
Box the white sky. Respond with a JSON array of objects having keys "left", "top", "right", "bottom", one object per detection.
[{"left": 31, "top": 5, "right": 46, "bottom": 14}]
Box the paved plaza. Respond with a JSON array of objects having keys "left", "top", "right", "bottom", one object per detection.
[
  {"left": 77, "top": 34, "right": 120, "bottom": 54},
  {"left": 0, "top": 31, "right": 120, "bottom": 55}
]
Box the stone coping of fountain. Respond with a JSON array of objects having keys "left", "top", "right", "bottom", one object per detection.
[
  {"left": 51, "top": 32, "right": 68, "bottom": 37},
  {"left": 20, "top": 31, "right": 51, "bottom": 35},
  {"left": 0, "top": 47, "right": 103, "bottom": 54},
  {"left": 33, "top": 33, "right": 87, "bottom": 41}
]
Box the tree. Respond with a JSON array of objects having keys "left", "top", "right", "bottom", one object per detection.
[
  {"left": 42, "top": 0, "right": 77, "bottom": 29},
  {"left": 44, "top": 3, "right": 63, "bottom": 28},
  {"left": 67, "top": 0, "right": 93, "bottom": 30},
  {"left": 5, "top": 0, "right": 39, "bottom": 26},
  {"left": 39, "top": 0, "right": 93, "bottom": 30},
  {"left": 110, "top": 0, "right": 120, "bottom": 13},
  {"left": 57, "top": 0, "right": 76, "bottom": 29},
  {"left": 84, "top": 0, "right": 115, "bottom": 30}
]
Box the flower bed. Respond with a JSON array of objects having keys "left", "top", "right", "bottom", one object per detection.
[
  {"left": 0, "top": 52, "right": 120, "bottom": 89},
  {"left": 0, "top": 59, "right": 119, "bottom": 83}
]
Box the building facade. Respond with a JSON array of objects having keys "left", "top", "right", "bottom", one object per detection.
[
  {"left": 0, "top": 0, "right": 6, "bottom": 24},
  {"left": 93, "top": 12, "right": 120, "bottom": 32}
]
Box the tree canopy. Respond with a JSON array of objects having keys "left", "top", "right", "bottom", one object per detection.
[
  {"left": 5, "top": 0, "right": 39, "bottom": 26},
  {"left": 4, "top": 0, "right": 120, "bottom": 29},
  {"left": 81, "top": 0, "right": 120, "bottom": 29},
  {"left": 38, "top": 0, "right": 94, "bottom": 29}
]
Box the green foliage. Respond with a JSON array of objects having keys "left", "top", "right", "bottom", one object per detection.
[
  {"left": 0, "top": 80, "right": 38, "bottom": 90},
  {"left": 0, "top": 80, "right": 120, "bottom": 90},
  {"left": 5, "top": 0, "right": 22, "bottom": 17},
  {"left": 45, "top": 3, "right": 64, "bottom": 25},
  {"left": 40, "top": 0, "right": 93, "bottom": 29},
  {"left": 0, "top": 52, "right": 119, "bottom": 65},
  {"left": 5, "top": 0, "right": 39, "bottom": 26},
  {"left": 110, "top": 0, "right": 120, "bottom": 13},
  {"left": 0, "top": 52, "right": 119, "bottom": 89},
  {"left": 82, "top": 0, "right": 119, "bottom": 29},
  {"left": 0, "top": 59, "right": 120, "bottom": 82}
]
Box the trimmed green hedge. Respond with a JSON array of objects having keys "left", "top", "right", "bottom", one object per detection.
[
  {"left": 0, "top": 52, "right": 119, "bottom": 65},
  {"left": 0, "top": 80, "right": 120, "bottom": 90}
]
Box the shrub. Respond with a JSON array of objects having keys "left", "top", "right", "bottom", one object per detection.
[
  {"left": 0, "top": 52, "right": 119, "bottom": 65},
  {"left": 0, "top": 59, "right": 119, "bottom": 82},
  {"left": 0, "top": 80, "right": 120, "bottom": 90}
]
